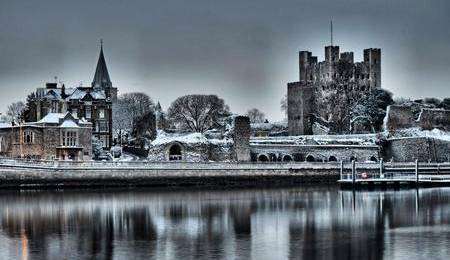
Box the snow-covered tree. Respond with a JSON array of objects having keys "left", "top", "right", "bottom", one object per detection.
[
  {"left": 167, "top": 94, "right": 230, "bottom": 133},
  {"left": 6, "top": 101, "right": 25, "bottom": 123},
  {"left": 246, "top": 108, "right": 266, "bottom": 123},
  {"left": 350, "top": 89, "right": 393, "bottom": 132},
  {"left": 20, "top": 92, "right": 37, "bottom": 122},
  {"left": 113, "top": 92, "right": 155, "bottom": 141}
]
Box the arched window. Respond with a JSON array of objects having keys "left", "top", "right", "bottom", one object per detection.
[
  {"left": 258, "top": 154, "right": 269, "bottom": 162},
  {"left": 282, "top": 155, "right": 293, "bottom": 162},
  {"left": 328, "top": 156, "right": 337, "bottom": 162},
  {"left": 169, "top": 144, "right": 182, "bottom": 161},
  {"left": 306, "top": 155, "right": 315, "bottom": 162}
]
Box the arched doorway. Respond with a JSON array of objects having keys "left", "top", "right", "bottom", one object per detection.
[
  {"left": 328, "top": 156, "right": 337, "bottom": 162},
  {"left": 258, "top": 154, "right": 269, "bottom": 162},
  {"left": 282, "top": 154, "right": 293, "bottom": 162},
  {"left": 169, "top": 144, "right": 182, "bottom": 161},
  {"left": 306, "top": 155, "right": 315, "bottom": 162}
]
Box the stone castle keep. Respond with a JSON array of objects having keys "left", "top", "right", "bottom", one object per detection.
[{"left": 288, "top": 45, "right": 381, "bottom": 135}]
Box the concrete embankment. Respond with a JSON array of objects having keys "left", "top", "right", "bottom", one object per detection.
[{"left": 0, "top": 161, "right": 380, "bottom": 188}]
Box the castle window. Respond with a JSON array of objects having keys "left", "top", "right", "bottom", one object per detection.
[{"left": 23, "top": 131, "right": 34, "bottom": 144}]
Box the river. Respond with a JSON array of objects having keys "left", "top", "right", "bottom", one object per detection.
[{"left": 0, "top": 185, "right": 449, "bottom": 259}]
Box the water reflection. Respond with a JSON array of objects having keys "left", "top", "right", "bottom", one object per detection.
[{"left": 0, "top": 186, "right": 450, "bottom": 259}]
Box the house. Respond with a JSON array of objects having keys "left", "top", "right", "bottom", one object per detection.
[{"left": 0, "top": 113, "right": 92, "bottom": 161}]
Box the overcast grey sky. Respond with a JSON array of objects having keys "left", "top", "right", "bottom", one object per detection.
[{"left": 0, "top": 0, "right": 449, "bottom": 120}]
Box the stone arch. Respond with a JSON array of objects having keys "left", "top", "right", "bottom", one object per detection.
[
  {"left": 293, "top": 153, "right": 304, "bottom": 162},
  {"left": 168, "top": 143, "right": 183, "bottom": 161},
  {"left": 257, "top": 154, "right": 270, "bottom": 162},
  {"left": 306, "top": 154, "right": 315, "bottom": 162},
  {"left": 369, "top": 156, "right": 378, "bottom": 162},
  {"left": 328, "top": 156, "right": 337, "bottom": 162},
  {"left": 282, "top": 154, "right": 293, "bottom": 162}
]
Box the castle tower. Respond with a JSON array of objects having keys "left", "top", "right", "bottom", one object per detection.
[
  {"left": 299, "top": 51, "right": 317, "bottom": 82},
  {"left": 92, "top": 41, "right": 118, "bottom": 101},
  {"left": 364, "top": 48, "right": 381, "bottom": 88}
]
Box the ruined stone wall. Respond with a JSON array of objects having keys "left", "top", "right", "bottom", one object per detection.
[
  {"left": 383, "top": 105, "right": 417, "bottom": 131},
  {"left": 418, "top": 109, "right": 450, "bottom": 131},
  {"left": 233, "top": 116, "right": 251, "bottom": 161},
  {"left": 385, "top": 137, "right": 450, "bottom": 162},
  {"left": 384, "top": 105, "right": 450, "bottom": 132}
]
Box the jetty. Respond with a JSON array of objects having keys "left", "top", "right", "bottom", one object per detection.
[{"left": 339, "top": 160, "right": 450, "bottom": 186}]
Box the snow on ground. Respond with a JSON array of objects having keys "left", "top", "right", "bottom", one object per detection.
[
  {"left": 150, "top": 130, "right": 232, "bottom": 146},
  {"left": 386, "top": 127, "right": 450, "bottom": 141},
  {"left": 250, "top": 133, "right": 378, "bottom": 146}
]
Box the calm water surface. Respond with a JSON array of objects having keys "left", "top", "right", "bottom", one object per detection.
[{"left": 0, "top": 186, "right": 450, "bottom": 260}]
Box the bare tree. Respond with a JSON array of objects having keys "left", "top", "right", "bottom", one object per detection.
[
  {"left": 167, "top": 94, "right": 230, "bottom": 133},
  {"left": 113, "top": 92, "right": 155, "bottom": 140},
  {"left": 6, "top": 101, "right": 25, "bottom": 122},
  {"left": 246, "top": 108, "right": 266, "bottom": 123},
  {"left": 280, "top": 94, "right": 287, "bottom": 118}
]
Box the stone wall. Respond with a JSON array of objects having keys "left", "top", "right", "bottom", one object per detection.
[
  {"left": 385, "top": 137, "right": 450, "bottom": 162},
  {"left": 233, "top": 116, "right": 251, "bottom": 161},
  {"left": 287, "top": 82, "right": 314, "bottom": 135},
  {"left": 418, "top": 109, "right": 450, "bottom": 131},
  {"left": 251, "top": 144, "right": 379, "bottom": 163},
  {"left": 383, "top": 105, "right": 417, "bottom": 131}
]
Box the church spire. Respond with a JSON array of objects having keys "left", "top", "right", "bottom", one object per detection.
[{"left": 92, "top": 39, "right": 112, "bottom": 89}]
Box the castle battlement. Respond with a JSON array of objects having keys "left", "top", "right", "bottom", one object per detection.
[{"left": 299, "top": 46, "right": 381, "bottom": 89}]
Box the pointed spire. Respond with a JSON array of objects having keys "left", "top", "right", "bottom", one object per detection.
[
  {"left": 92, "top": 39, "right": 112, "bottom": 89},
  {"left": 156, "top": 101, "right": 162, "bottom": 111}
]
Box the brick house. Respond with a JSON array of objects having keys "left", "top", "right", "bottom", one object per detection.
[{"left": 0, "top": 113, "right": 92, "bottom": 161}]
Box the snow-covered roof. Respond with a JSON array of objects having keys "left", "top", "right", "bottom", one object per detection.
[
  {"left": 60, "top": 119, "right": 79, "bottom": 128},
  {"left": 0, "top": 122, "right": 12, "bottom": 129},
  {"left": 37, "top": 113, "right": 66, "bottom": 124},
  {"left": 67, "top": 88, "right": 106, "bottom": 100}
]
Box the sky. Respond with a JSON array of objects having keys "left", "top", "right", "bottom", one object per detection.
[{"left": 0, "top": 0, "right": 449, "bottom": 121}]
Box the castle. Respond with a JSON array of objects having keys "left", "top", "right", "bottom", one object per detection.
[
  {"left": 33, "top": 43, "right": 117, "bottom": 148},
  {"left": 288, "top": 43, "right": 381, "bottom": 135}
]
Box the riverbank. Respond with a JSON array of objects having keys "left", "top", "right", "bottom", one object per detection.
[{"left": 0, "top": 159, "right": 380, "bottom": 188}]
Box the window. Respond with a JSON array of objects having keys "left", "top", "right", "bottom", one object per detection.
[
  {"left": 23, "top": 131, "right": 34, "bottom": 144},
  {"left": 98, "top": 121, "right": 108, "bottom": 132},
  {"left": 99, "top": 109, "right": 105, "bottom": 119},
  {"left": 0, "top": 136, "right": 3, "bottom": 152},
  {"left": 85, "top": 106, "right": 91, "bottom": 119},
  {"left": 62, "top": 130, "right": 78, "bottom": 147}
]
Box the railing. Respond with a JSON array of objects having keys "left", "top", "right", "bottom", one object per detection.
[{"left": 339, "top": 159, "right": 450, "bottom": 185}]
